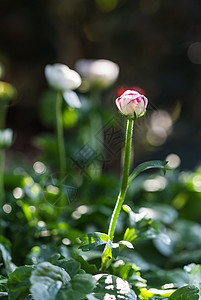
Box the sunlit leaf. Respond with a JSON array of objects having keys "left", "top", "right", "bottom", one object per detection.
[
  {"left": 91, "top": 274, "right": 137, "bottom": 299},
  {"left": 79, "top": 232, "right": 110, "bottom": 251}
]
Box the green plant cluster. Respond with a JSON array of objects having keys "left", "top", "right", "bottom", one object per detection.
[{"left": 0, "top": 163, "right": 201, "bottom": 299}]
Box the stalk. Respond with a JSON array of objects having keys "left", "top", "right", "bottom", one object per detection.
[
  {"left": 101, "top": 118, "right": 134, "bottom": 269},
  {"left": 0, "top": 104, "right": 7, "bottom": 205},
  {"left": 56, "top": 92, "right": 66, "bottom": 182},
  {"left": 0, "top": 150, "right": 5, "bottom": 205}
]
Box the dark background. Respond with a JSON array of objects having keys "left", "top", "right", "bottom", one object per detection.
[{"left": 1, "top": 0, "right": 201, "bottom": 170}]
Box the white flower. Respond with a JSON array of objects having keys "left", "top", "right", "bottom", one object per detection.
[
  {"left": 44, "top": 63, "right": 81, "bottom": 92},
  {"left": 116, "top": 89, "right": 148, "bottom": 118},
  {"left": 75, "top": 59, "right": 119, "bottom": 90}
]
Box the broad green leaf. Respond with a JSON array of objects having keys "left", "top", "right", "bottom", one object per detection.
[
  {"left": 92, "top": 274, "right": 137, "bottom": 299},
  {"left": 30, "top": 262, "right": 70, "bottom": 300},
  {"left": 128, "top": 160, "right": 167, "bottom": 184},
  {"left": 79, "top": 232, "right": 110, "bottom": 251},
  {"left": 7, "top": 266, "right": 34, "bottom": 300},
  {"left": 169, "top": 285, "right": 199, "bottom": 300},
  {"left": 55, "top": 258, "right": 81, "bottom": 279},
  {"left": 72, "top": 255, "right": 98, "bottom": 274},
  {"left": 56, "top": 273, "right": 96, "bottom": 300}
]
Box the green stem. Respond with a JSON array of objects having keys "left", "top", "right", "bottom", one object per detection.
[
  {"left": 0, "top": 104, "right": 7, "bottom": 206},
  {"left": 101, "top": 118, "right": 134, "bottom": 270},
  {"left": 0, "top": 149, "right": 5, "bottom": 205},
  {"left": 108, "top": 118, "right": 134, "bottom": 240},
  {"left": 56, "top": 92, "right": 66, "bottom": 182}
]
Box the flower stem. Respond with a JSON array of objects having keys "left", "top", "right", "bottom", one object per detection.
[
  {"left": 0, "top": 150, "right": 5, "bottom": 205},
  {"left": 108, "top": 118, "right": 134, "bottom": 240},
  {"left": 56, "top": 92, "right": 66, "bottom": 182},
  {"left": 0, "top": 104, "right": 7, "bottom": 206},
  {"left": 101, "top": 118, "right": 134, "bottom": 269}
]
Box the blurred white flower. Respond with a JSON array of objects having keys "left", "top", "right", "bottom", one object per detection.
[
  {"left": 75, "top": 59, "right": 119, "bottom": 90},
  {"left": 44, "top": 63, "right": 81, "bottom": 92}
]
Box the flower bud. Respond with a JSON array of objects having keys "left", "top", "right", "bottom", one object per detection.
[
  {"left": 116, "top": 90, "right": 148, "bottom": 119},
  {"left": 44, "top": 63, "right": 81, "bottom": 92}
]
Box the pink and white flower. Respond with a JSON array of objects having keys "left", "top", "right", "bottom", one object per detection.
[{"left": 115, "top": 89, "right": 148, "bottom": 118}]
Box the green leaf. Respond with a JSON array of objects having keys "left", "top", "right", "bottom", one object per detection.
[
  {"left": 72, "top": 255, "right": 98, "bottom": 275},
  {"left": 0, "top": 242, "right": 16, "bottom": 275},
  {"left": 55, "top": 258, "right": 81, "bottom": 279},
  {"left": 79, "top": 232, "right": 110, "bottom": 251},
  {"left": 56, "top": 273, "right": 96, "bottom": 300},
  {"left": 123, "top": 228, "right": 137, "bottom": 243},
  {"left": 30, "top": 262, "right": 71, "bottom": 300},
  {"left": 91, "top": 274, "right": 137, "bottom": 299},
  {"left": 169, "top": 285, "right": 199, "bottom": 300},
  {"left": 128, "top": 160, "right": 167, "bottom": 184},
  {"left": 7, "top": 266, "right": 34, "bottom": 300}
]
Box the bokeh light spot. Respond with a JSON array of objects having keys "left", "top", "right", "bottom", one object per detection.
[
  {"left": 143, "top": 176, "right": 167, "bottom": 191},
  {"left": 62, "top": 238, "right": 71, "bottom": 245},
  {"left": 33, "top": 161, "right": 46, "bottom": 174},
  {"left": 13, "top": 187, "right": 24, "bottom": 199},
  {"left": 3, "top": 204, "right": 12, "bottom": 214},
  {"left": 166, "top": 153, "right": 181, "bottom": 169}
]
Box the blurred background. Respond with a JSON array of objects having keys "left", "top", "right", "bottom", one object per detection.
[{"left": 1, "top": 0, "right": 201, "bottom": 171}]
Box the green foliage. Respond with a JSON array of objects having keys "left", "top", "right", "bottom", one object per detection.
[
  {"left": 169, "top": 285, "right": 199, "bottom": 300},
  {"left": 91, "top": 273, "right": 137, "bottom": 299},
  {"left": 128, "top": 160, "right": 168, "bottom": 184},
  {"left": 7, "top": 266, "right": 34, "bottom": 300},
  {"left": 79, "top": 232, "right": 110, "bottom": 251}
]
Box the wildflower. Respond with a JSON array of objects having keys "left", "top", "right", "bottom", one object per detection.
[
  {"left": 116, "top": 89, "right": 148, "bottom": 119},
  {"left": 44, "top": 63, "right": 81, "bottom": 92}
]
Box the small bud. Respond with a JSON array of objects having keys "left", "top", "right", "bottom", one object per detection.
[
  {"left": 44, "top": 63, "right": 81, "bottom": 92},
  {"left": 116, "top": 89, "right": 148, "bottom": 119}
]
